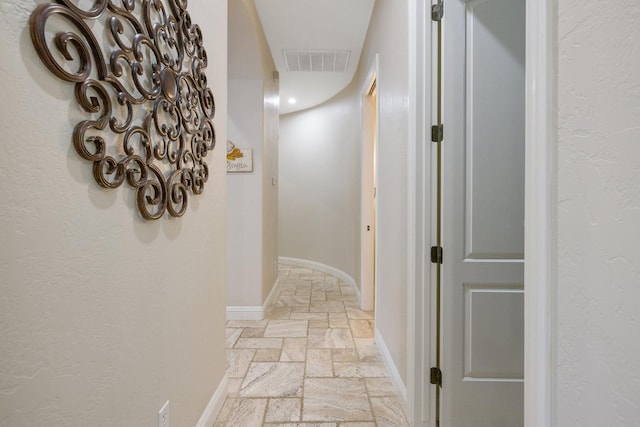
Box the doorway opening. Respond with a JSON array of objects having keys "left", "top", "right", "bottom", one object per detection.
[{"left": 361, "top": 69, "right": 378, "bottom": 313}]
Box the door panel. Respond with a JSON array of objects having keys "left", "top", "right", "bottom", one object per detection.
[
  {"left": 464, "top": 285, "right": 524, "bottom": 379},
  {"left": 464, "top": 0, "right": 525, "bottom": 261},
  {"left": 441, "top": 0, "right": 525, "bottom": 425}
]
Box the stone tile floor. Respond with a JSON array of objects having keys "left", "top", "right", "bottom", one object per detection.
[{"left": 215, "top": 264, "right": 410, "bottom": 427}]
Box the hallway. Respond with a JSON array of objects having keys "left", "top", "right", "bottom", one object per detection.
[{"left": 215, "top": 263, "right": 410, "bottom": 426}]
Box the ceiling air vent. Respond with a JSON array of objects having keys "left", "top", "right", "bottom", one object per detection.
[{"left": 283, "top": 50, "right": 351, "bottom": 72}]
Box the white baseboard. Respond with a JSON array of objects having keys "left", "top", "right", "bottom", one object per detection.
[
  {"left": 278, "top": 257, "right": 361, "bottom": 304},
  {"left": 375, "top": 329, "right": 408, "bottom": 410},
  {"left": 226, "top": 277, "right": 281, "bottom": 321},
  {"left": 195, "top": 374, "right": 228, "bottom": 427}
]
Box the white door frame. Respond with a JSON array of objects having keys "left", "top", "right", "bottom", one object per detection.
[
  {"left": 524, "top": 0, "right": 555, "bottom": 425},
  {"left": 408, "top": 0, "right": 555, "bottom": 425},
  {"left": 360, "top": 54, "right": 380, "bottom": 313},
  {"left": 407, "top": 0, "right": 433, "bottom": 424}
]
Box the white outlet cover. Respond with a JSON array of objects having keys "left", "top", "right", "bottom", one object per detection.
[{"left": 158, "top": 401, "right": 170, "bottom": 427}]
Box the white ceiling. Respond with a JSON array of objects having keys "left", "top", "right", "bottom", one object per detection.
[{"left": 254, "top": 0, "right": 376, "bottom": 115}]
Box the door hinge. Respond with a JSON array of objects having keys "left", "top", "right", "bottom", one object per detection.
[
  {"left": 430, "top": 246, "right": 443, "bottom": 264},
  {"left": 431, "top": 124, "right": 443, "bottom": 142},
  {"left": 430, "top": 367, "right": 443, "bottom": 386},
  {"left": 431, "top": 1, "right": 444, "bottom": 21}
]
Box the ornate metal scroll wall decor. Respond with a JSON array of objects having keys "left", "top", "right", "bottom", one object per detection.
[{"left": 30, "top": 0, "right": 216, "bottom": 220}]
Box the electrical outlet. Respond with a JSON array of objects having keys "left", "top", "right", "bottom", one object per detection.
[{"left": 158, "top": 401, "right": 170, "bottom": 427}]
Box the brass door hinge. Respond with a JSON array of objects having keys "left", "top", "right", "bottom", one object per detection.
[
  {"left": 431, "top": 124, "right": 444, "bottom": 142},
  {"left": 430, "top": 367, "right": 443, "bottom": 386},
  {"left": 432, "top": 1, "right": 444, "bottom": 21},
  {"left": 431, "top": 246, "right": 443, "bottom": 264}
]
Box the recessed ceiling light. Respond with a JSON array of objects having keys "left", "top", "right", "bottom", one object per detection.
[{"left": 288, "top": 97, "right": 297, "bottom": 105}]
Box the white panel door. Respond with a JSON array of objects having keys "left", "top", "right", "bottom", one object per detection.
[{"left": 441, "top": 0, "right": 525, "bottom": 425}]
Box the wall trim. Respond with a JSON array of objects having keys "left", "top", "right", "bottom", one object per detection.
[
  {"left": 407, "top": 0, "right": 431, "bottom": 424},
  {"left": 278, "top": 257, "right": 361, "bottom": 304},
  {"left": 195, "top": 374, "right": 228, "bottom": 427},
  {"left": 524, "top": 0, "right": 555, "bottom": 426},
  {"left": 375, "top": 329, "right": 408, "bottom": 410},
  {"left": 227, "top": 277, "right": 280, "bottom": 320},
  {"left": 226, "top": 277, "right": 281, "bottom": 320}
]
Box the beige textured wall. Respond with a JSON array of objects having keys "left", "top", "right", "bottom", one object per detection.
[
  {"left": 227, "top": 0, "right": 279, "bottom": 309},
  {"left": 278, "top": 84, "right": 362, "bottom": 282},
  {"left": 0, "top": 1, "right": 228, "bottom": 425},
  {"left": 555, "top": 1, "right": 640, "bottom": 425},
  {"left": 353, "top": 0, "right": 410, "bottom": 385}
]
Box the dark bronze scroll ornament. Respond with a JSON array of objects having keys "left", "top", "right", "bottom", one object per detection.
[{"left": 30, "top": 0, "right": 216, "bottom": 220}]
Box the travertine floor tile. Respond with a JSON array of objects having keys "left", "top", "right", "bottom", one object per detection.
[
  {"left": 309, "top": 319, "right": 329, "bottom": 328},
  {"left": 254, "top": 348, "right": 281, "bottom": 362},
  {"left": 265, "top": 424, "right": 336, "bottom": 427},
  {"left": 307, "top": 328, "right": 355, "bottom": 349},
  {"left": 240, "top": 362, "right": 305, "bottom": 397},
  {"left": 306, "top": 349, "right": 333, "bottom": 377},
  {"left": 301, "top": 273, "right": 325, "bottom": 280},
  {"left": 302, "top": 378, "right": 373, "bottom": 422},
  {"left": 310, "top": 301, "right": 346, "bottom": 313},
  {"left": 331, "top": 348, "right": 360, "bottom": 362},
  {"left": 340, "top": 423, "right": 376, "bottom": 427},
  {"left": 311, "top": 291, "right": 327, "bottom": 301},
  {"left": 214, "top": 398, "right": 267, "bottom": 427},
  {"left": 349, "top": 319, "right": 374, "bottom": 338},
  {"left": 265, "top": 398, "right": 302, "bottom": 422},
  {"left": 276, "top": 295, "right": 311, "bottom": 307},
  {"left": 241, "top": 327, "right": 265, "bottom": 338},
  {"left": 265, "top": 306, "right": 293, "bottom": 319},
  {"left": 354, "top": 338, "right": 381, "bottom": 362},
  {"left": 227, "top": 349, "right": 255, "bottom": 378},
  {"left": 371, "top": 396, "right": 410, "bottom": 426},
  {"left": 216, "top": 265, "right": 409, "bottom": 427},
  {"left": 281, "top": 338, "right": 307, "bottom": 361},
  {"left": 328, "top": 312, "right": 350, "bottom": 328},
  {"left": 326, "top": 294, "right": 357, "bottom": 303},
  {"left": 341, "top": 287, "right": 356, "bottom": 296},
  {"left": 264, "top": 424, "right": 336, "bottom": 427},
  {"left": 226, "top": 328, "right": 243, "bottom": 348},
  {"left": 264, "top": 320, "right": 309, "bottom": 337},
  {"left": 289, "top": 312, "right": 328, "bottom": 320},
  {"left": 346, "top": 308, "right": 374, "bottom": 320},
  {"left": 235, "top": 337, "right": 283, "bottom": 349},
  {"left": 364, "top": 377, "right": 397, "bottom": 397},
  {"left": 343, "top": 299, "right": 361, "bottom": 308},
  {"left": 228, "top": 319, "right": 269, "bottom": 328},
  {"left": 333, "top": 361, "right": 387, "bottom": 378},
  {"left": 227, "top": 378, "right": 243, "bottom": 396},
  {"left": 285, "top": 278, "right": 311, "bottom": 287},
  {"left": 313, "top": 283, "right": 338, "bottom": 292}
]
